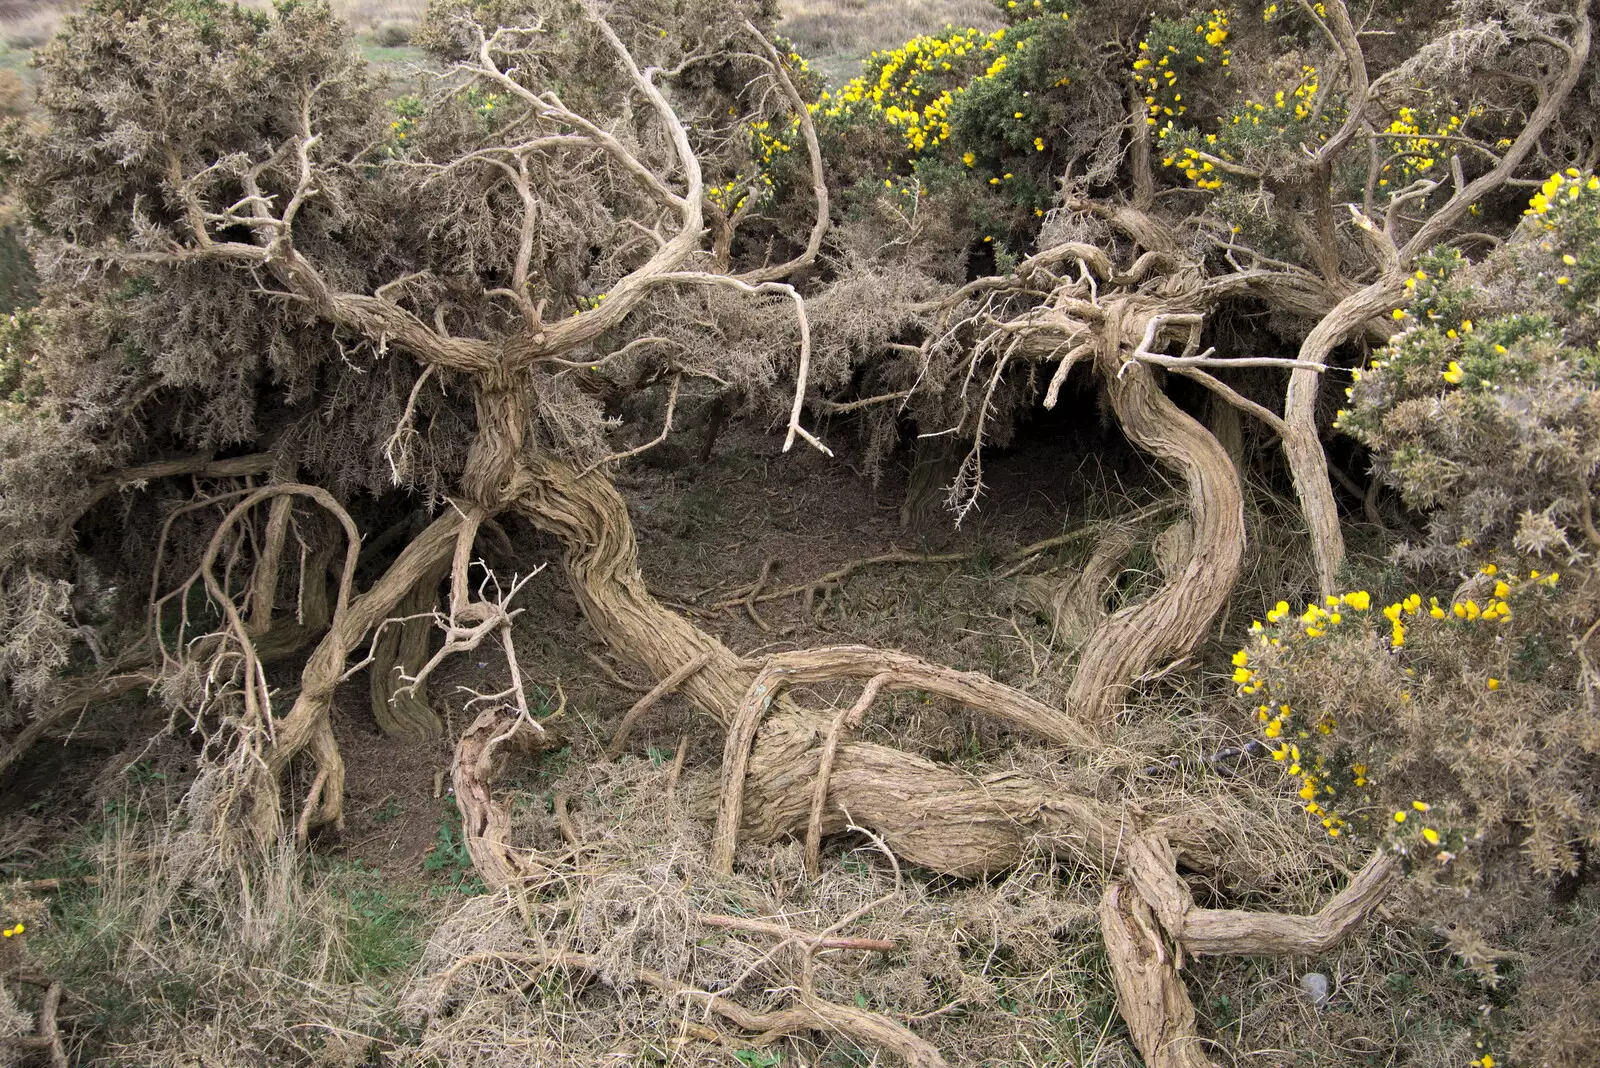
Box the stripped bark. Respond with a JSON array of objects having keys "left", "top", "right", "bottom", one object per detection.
[
  {"left": 1120, "top": 833, "right": 1402, "bottom": 957},
  {"left": 1100, "top": 883, "right": 1216, "bottom": 1068},
  {"left": 451, "top": 708, "right": 558, "bottom": 888}
]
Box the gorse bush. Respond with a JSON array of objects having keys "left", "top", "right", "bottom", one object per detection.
[
  {"left": 1233, "top": 571, "right": 1581, "bottom": 869},
  {"left": 1342, "top": 172, "right": 1600, "bottom": 570},
  {"left": 1228, "top": 172, "right": 1600, "bottom": 1063},
  {"left": 3, "top": 0, "right": 1600, "bottom": 1064}
]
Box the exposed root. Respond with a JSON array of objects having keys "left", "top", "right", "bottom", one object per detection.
[
  {"left": 450, "top": 708, "right": 561, "bottom": 889},
  {"left": 1121, "top": 834, "right": 1402, "bottom": 957},
  {"left": 710, "top": 645, "right": 1097, "bottom": 875},
  {"left": 1, "top": 975, "right": 67, "bottom": 1068},
  {"left": 805, "top": 673, "right": 891, "bottom": 876},
  {"left": 368, "top": 555, "right": 451, "bottom": 739},
  {"left": 1099, "top": 883, "right": 1215, "bottom": 1068},
  {"left": 706, "top": 521, "right": 1154, "bottom": 614}
]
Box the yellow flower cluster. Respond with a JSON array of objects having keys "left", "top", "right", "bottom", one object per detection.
[
  {"left": 1527, "top": 167, "right": 1600, "bottom": 217},
  {"left": 1264, "top": 1, "right": 1326, "bottom": 20},
  {"left": 1230, "top": 64, "right": 1322, "bottom": 126},
  {"left": 814, "top": 25, "right": 1021, "bottom": 155},
  {"left": 750, "top": 118, "right": 797, "bottom": 167},
  {"left": 1159, "top": 145, "right": 1222, "bottom": 190},
  {"left": 2, "top": 922, "right": 23, "bottom": 937},
  {"left": 1232, "top": 572, "right": 1548, "bottom": 838},
  {"left": 1136, "top": 9, "right": 1230, "bottom": 132},
  {"left": 707, "top": 118, "right": 798, "bottom": 214},
  {"left": 1373, "top": 106, "right": 1480, "bottom": 188}
]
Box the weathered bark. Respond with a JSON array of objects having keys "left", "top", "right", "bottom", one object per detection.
[
  {"left": 451, "top": 707, "right": 557, "bottom": 889},
  {"left": 1121, "top": 834, "right": 1401, "bottom": 957},
  {"left": 1066, "top": 315, "right": 1245, "bottom": 725},
  {"left": 510, "top": 456, "right": 1236, "bottom": 878},
  {"left": 1100, "top": 882, "right": 1217, "bottom": 1068},
  {"left": 1019, "top": 527, "right": 1138, "bottom": 645},
  {"left": 513, "top": 456, "right": 757, "bottom": 720},
  {"left": 707, "top": 645, "right": 1099, "bottom": 872},
  {"left": 1152, "top": 519, "right": 1193, "bottom": 582},
  {"left": 368, "top": 555, "right": 450, "bottom": 739},
  {"left": 900, "top": 436, "right": 960, "bottom": 533},
  {"left": 1207, "top": 395, "right": 1243, "bottom": 471},
  {"left": 251, "top": 512, "right": 464, "bottom": 838},
  {"left": 1282, "top": 280, "right": 1395, "bottom": 595}
]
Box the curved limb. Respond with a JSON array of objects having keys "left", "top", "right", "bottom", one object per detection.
[
  {"left": 1065, "top": 310, "right": 1246, "bottom": 726},
  {"left": 368, "top": 553, "right": 452, "bottom": 739},
  {"left": 250, "top": 511, "right": 465, "bottom": 840},
  {"left": 1100, "top": 882, "right": 1216, "bottom": 1068}
]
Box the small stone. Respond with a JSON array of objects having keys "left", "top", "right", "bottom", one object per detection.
[{"left": 1299, "top": 971, "right": 1331, "bottom": 1008}]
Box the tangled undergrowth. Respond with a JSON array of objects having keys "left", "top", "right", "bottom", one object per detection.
[{"left": 3, "top": 0, "right": 1600, "bottom": 1064}]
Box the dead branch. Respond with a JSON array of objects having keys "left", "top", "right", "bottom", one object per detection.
[
  {"left": 1100, "top": 883, "right": 1215, "bottom": 1068},
  {"left": 575, "top": 372, "right": 682, "bottom": 478},
  {"left": 451, "top": 707, "right": 559, "bottom": 889},
  {"left": 0, "top": 671, "right": 153, "bottom": 778},
  {"left": 707, "top": 515, "right": 1169, "bottom": 613},
  {"left": 711, "top": 549, "right": 967, "bottom": 611},
  {"left": 584, "top": 650, "right": 651, "bottom": 693},
  {"left": 695, "top": 912, "right": 896, "bottom": 953},
  {"left": 9, "top": 876, "right": 103, "bottom": 891},
  {"left": 551, "top": 791, "right": 580, "bottom": 848},
  {"left": 735, "top": 20, "right": 829, "bottom": 285},
  {"left": 604, "top": 651, "right": 712, "bottom": 759},
  {"left": 711, "top": 645, "right": 1097, "bottom": 874},
  {"left": 805, "top": 673, "right": 892, "bottom": 875},
  {"left": 743, "top": 556, "right": 779, "bottom": 631},
  {"left": 643, "top": 272, "right": 829, "bottom": 455},
  {"left": 393, "top": 512, "right": 546, "bottom": 732},
  {"left": 0, "top": 978, "right": 67, "bottom": 1068}
]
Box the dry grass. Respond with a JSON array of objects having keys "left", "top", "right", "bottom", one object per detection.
[
  {"left": 779, "top": 0, "right": 999, "bottom": 56},
  {"left": 0, "top": 427, "right": 1518, "bottom": 1066}
]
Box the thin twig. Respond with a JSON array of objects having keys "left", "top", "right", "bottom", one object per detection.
[{"left": 805, "top": 673, "right": 892, "bottom": 876}]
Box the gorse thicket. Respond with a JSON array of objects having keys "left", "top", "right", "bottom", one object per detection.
[{"left": 1, "top": 0, "right": 1598, "bottom": 1064}]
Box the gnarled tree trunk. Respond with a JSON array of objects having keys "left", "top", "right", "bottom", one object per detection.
[
  {"left": 509, "top": 455, "right": 1239, "bottom": 877},
  {"left": 1282, "top": 279, "right": 1398, "bottom": 595},
  {"left": 1065, "top": 312, "right": 1245, "bottom": 726},
  {"left": 368, "top": 555, "right": 451, "bottom": 739}
]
